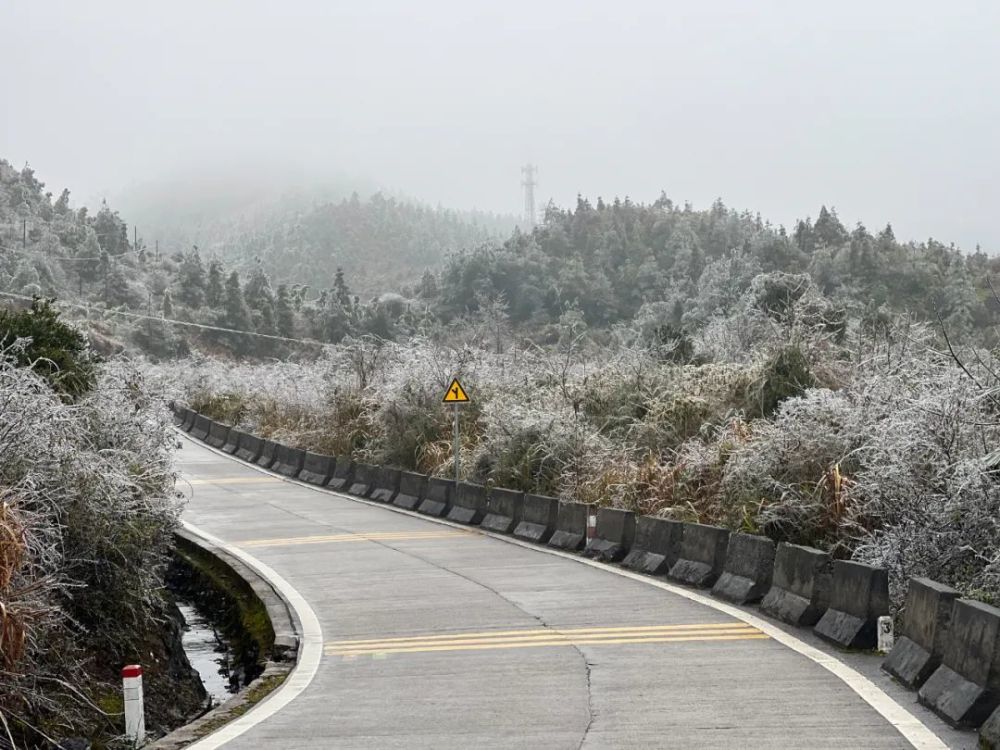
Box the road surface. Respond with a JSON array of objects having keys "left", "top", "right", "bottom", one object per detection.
[{"left": 176, "top": 435, "right": 952, "bottom": 749}]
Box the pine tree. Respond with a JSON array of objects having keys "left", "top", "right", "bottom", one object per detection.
[
  {"left": 176, "top": 249, "right": 206, "bottom": 308},
  {"left": 206, "top": 260, "right": 224, "bottom": 308},
  {"left": 162, "top": 290, "right": 174, "bottom": 318},
  {"left": 333, "top": 267, "right": 352, "bottom": 309},
  {"left": 275, "top": 284, "right": 295, "bottom": 337}
]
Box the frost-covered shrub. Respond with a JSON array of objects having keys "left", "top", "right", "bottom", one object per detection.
[{"left": 0, "top": 346, "right": 182, "bottom": 744}]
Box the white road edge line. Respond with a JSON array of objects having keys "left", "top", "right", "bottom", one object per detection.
[
  {"left": 176, "top": 431, "right": 946, "bottom": 750},
  {"left": 178, "top": 519, "right": 324, "bottom": 750}
]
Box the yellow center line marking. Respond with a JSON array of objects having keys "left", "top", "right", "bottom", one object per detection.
[
  {"left": 239, "top": 530, "right": 474, "bottom": 548},
  {"left": 187, "top": 477, "right": 282, "bottom": 485},
  {"left": 328, "top": 633, "right": 770, "bottom": 657},
  {"left": 327, "top": 626, "right": 758, "bottom": 653},
  {"left": 326, "top": 621, "right": 754, "bottom": 647}
]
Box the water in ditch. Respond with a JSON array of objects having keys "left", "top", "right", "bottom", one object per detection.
[{"left": 177, "top": 600, "right": 239, "bottom": 708}]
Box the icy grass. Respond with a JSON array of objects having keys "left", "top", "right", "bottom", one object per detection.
[
  {"left": 151, "top": 322, "right": 1000, "bottom": 609},
  {"left": 0, "top": 347, "right": 181, "bottom": 744}
]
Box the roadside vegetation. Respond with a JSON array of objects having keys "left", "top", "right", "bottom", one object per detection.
[
  {"left": 0, "top": 301, "right": 199, "bottom": 748},
  {"left": 153, "top": 269, "right": 1000, "bottom": 611}
]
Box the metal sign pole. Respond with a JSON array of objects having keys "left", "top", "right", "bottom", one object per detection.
[{"left": 453, "top": 402, "right": 460, "bottom": 482}]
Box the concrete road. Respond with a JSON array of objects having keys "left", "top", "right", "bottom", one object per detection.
[{"left": 176, "top": 436, "right": 951, "bottom": 749}]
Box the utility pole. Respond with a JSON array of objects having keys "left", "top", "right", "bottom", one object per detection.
[{"left": 521, "top": 164, "right": 537, "bottom": 229}]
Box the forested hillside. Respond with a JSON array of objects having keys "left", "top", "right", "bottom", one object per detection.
[
  {"left": 435, "top": 196, "right": 996, "bottom": 340},
  {"left": 217, "top": 192, "right": 515, "bottom": 295}
]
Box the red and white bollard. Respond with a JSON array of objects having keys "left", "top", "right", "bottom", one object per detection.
[
  {"left": 586, "top": 512, "right": 597, "bottom": 545},
  {"left": 121, "top": 664, "right": 145, "bottom": 746}
]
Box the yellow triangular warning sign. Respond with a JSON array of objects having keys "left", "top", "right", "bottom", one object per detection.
[{"left": 442, "top": 378, "right": 470, "bottom": 403}]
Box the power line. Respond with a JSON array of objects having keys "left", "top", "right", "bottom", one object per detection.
[{"left": 0, "top": 290, "right": 330, "bottom": 348}]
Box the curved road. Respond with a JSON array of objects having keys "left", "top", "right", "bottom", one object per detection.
[{"left": 176, "top": 435, "right": 952, "bottom": 749}]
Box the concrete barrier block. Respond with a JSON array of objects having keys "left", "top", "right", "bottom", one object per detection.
[
  {"left": 514, "top": 494, "right": 559, "bottom": 544},
  {"left": 883, "top": 577, "right": 961, "bottom": 689},
  {"left": 392, "top": 472, "right": 428, "bottom": 509},
  {"left": 272, "top": 445, "right": 305, "bottom": 478},
  {"left": 255, "top": 440, "right": 279, "bottom": 469},
  {"left": 221, "top": 428, "right": 242, "bottom": 454},
  {"left": 583, "top": 508, "right": 636, "bottom": 563},
  {"left": 417, "top": 478, "right": 454, "bottom": 517},
  {"left": 481, "top": 488, "right": 525, "bottom": 534},
  {"left": 181, "top": 408, "right": 196, "bottom": 432},
  {"left": 667, "top": 523, "right": 730, "bottom": 588},
  {"left": 369, "top": 467, "right": 402, "bottom": 503},
  {"left": 235, "top": 433, "right": 264, "bottom": 464},
  {"left": 348, "top": 463, "right": 377, "bottom": 497},
  {"left": 712, "top": 533, "right": 775, "bottom": 604},
  {"left": 327, "top": 457, "right": 354, "bottom": 491},
  {"left": 981, "top": 705, "right": 1000, "bottom": 749},
  {"left": 190, "top": 414, "right": 212, "bottom": 441},
  {"left": 814, "top": 560, "right": 890, "bottom": 649},
  {"left": 759, "top": 543, "right": 833, "bottom": 626},
  {"left": 621, "top": 517, "right": 683, "bottom": 575},
  {"left": 299, "top": 452, "right": 336, "bottom": 486},
  {"left": 548, "top": 501, "right": 590, "bottom": 550},
  {"left": 446, "top": 483, "right": 488, "bottom": 525},
  {"left": 205, "top": 420, "right": 230, "bottom": 449},
  {"left": 918, "top": 599, "right": 1000, "bottom": 728}
]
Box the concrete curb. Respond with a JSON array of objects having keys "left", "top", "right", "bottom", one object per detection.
[{"left": 148, "top": 528, "right": 302, "bottom": 749}]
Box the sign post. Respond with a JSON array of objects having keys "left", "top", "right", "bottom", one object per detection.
[{"left": 442, "top": 378, "right": 470, "bottom": 482}]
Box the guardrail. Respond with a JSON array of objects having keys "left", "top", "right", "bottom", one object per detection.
[{"left": 172, "top": 404, "right": 1000, "bottom": 743}]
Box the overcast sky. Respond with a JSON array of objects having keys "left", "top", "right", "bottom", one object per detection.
[{"left": 2, "top": 1, "right": 998, "bottom": 250}]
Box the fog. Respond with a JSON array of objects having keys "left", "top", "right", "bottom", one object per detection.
[{"left": 2, "top": 0, "right": 998, "bottom": 249}]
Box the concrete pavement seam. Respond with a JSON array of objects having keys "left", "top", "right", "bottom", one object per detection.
[{"left": 175, "top": 431, "right": 946, "bottom": 750}]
